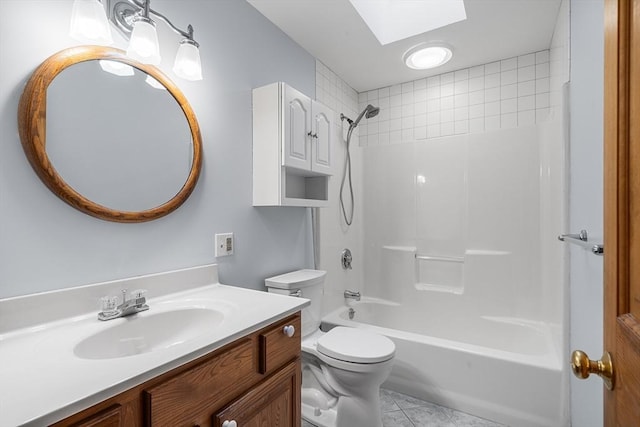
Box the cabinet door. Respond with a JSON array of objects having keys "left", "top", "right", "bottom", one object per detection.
[
  {"left": 311, "top": 100, "right": 333, "bottom": 175},
  {"left": 213, "top": 360, "right": 300, "bottom": 427},
  {"left": 283, "top": 85, "right": 311, "bottom": 171}
]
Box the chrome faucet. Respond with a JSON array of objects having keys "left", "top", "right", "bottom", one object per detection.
[
  {"left": 344, "top": 290, "right": 361, "bottom": 301},
  {"left": 98, "top": 289, "right": 149, "bottom": 321}
]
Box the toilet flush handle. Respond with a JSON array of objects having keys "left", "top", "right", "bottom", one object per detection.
[{"left": 283, "top": 325, "right": 296, "bottom": 337}]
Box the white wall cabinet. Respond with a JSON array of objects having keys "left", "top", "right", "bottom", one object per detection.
[{"left": 253, "top": 82, "right": 333, "bottom": 207}]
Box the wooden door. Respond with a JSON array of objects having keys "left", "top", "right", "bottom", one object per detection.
[{"left": 603, "top": 0, "right": 640, "bottom": 425}]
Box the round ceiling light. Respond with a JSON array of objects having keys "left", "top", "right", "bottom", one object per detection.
[{"left": 403, "top": 44, "right": 453, "bottom": 70}]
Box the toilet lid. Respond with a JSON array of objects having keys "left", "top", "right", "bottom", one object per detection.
[{"left": 316, "top": 327, "right": 395, "bottom": 364}]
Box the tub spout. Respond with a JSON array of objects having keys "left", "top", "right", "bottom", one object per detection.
[{"left": 344, "top": 290, "right": 361, "bottom": 301}]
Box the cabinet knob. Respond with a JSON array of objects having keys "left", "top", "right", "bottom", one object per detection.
[
  {"left": 282, "top": 325, "right": 295, "bottom": 337},
  {"left": 222, "top": 421, "right": 237, "bottom": 427}
]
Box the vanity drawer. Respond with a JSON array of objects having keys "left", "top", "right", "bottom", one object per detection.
[
  {"left": 259, "top": 313, "right": 301, "bottom": 374},
  {"left": 143, "top": 338, "right": 257, "bottom": 426},
  {"left": 69, "top": 405, "right": 122, "bottom": 427}
]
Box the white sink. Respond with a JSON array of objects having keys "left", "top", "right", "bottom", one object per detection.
[{"left": 74, "top": 308, "right": 225, "bottom": 360}]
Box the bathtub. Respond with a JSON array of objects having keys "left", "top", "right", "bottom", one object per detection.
[{"left": 321, "top": 298, "right": 568, "bottom": 427}]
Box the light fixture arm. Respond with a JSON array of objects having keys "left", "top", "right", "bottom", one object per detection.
[{"left": 109, "top": 0, "right": 197, "bottom": 42}]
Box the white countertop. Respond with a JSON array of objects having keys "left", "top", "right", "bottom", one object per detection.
[{"left": 0, "top": 265, "right": 308, "bottom": 426}]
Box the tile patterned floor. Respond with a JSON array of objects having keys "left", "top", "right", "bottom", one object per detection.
[{"left": 302, "top": 388, "right": 505, "bottom": 427}]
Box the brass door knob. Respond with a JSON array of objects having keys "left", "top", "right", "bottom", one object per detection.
[{"left": 570, "top": 350, "right": 614, "bottom": 390}]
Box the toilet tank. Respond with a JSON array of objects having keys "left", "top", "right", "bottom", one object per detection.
[{"left": 265, "top": 269, "right": 326, "bottom": 337}]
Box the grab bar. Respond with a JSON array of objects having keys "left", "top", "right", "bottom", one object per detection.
[
  {"left": 415, "top": 254, "right": 464, "bottom": 263},
  {"left": 558, "top": 229, "right": 603, "bottom": 255}
]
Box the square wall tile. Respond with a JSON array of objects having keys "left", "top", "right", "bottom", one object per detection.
[
  {"left": 454, "top": 93, "right": 469, "bottom": 107},
  {"left": 518, "top": 65, "right": 536, "bottom": 82},
  {"left": 501, "top": 69, "right": 517, "bottom": 85},
  {"left": 427, "top": 75, "right": 441, "bottom": 87},
  {"left": 441, "top": 72, "right": 454, "bottom": 84},
  {"left": 414, "top": 78, "right": 427, "bottom": 90},
  {"left": 536, "top": 62, "right": 550, "bottom": 78},
  {"left": 501, "top": 84, "right": 517, "bottom": 100},
  {"left": 518, "top": 95, "right": 536, "bottom": 111},
  {"left": 427, "top": 124, "right": 441, "bottom": 138},
  {"left": 470, "top": 64, "right": 485, "bottom": 78},
  {"left": 518, "top": 80, "right": 536, "bottom": 97},
  {"left": 441, "top": 83, "right": 454, "bottom": 97},
  {"left": 485, "top": 61, "right": 501, "bottom": 74},
  {"left": 536, "top": 50, "right": 550, "bottom": 63},
  {"left": 401, "top": 81, "right": 414, "bottom": 93},
  {"left": 501, "top": 57, "right": 518, "bottom": 71},
  {"left": 402, "top": 92, "right": 414, "bottom": 105},
  {"left": 441, "top": 121, "right": 455, "bottom": 136},
  {"left": 485, "top": 73, "right": 501, "bottom": 88},
  {"left": 485, "top": 100, "right": 500, "bottom": 116},
  {"left": 455, "top": 69, "right": 469, "bottom": 80},
  {"left": 469, "top": 90, "right": 485, "bottom": 105},
  {"left": 455, "top": 120, "right": 469, "bottom": 134},
  {"left": 416, "top": 99, "right": 428, "bottom": 113},
  {"left": 427, "top": 86, "right": 441, "bottom": 99},
  {"left": 485, "top": 87, "right": 500, "bottom": 102},
  {"left": 536, "top": 77, "right": 550, "bottom": 93},
  {"left": 518, "top": 53, "right": 535, "bottom": 67},
  {"left": 441, "top": 96, "right": 454, "bottom": 110},
  {"left": 469, "top": 76, "right": 484, "bottom": 92}
]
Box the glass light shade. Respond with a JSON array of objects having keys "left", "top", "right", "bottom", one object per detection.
[
  {"left": 404, "top": 45, "right": 453, "bottom": 70},
  {"left": 99, "top": 60, "right": 134, "bottom": 77},
  {"left": 173, "top": 40, "right": 203, "bottom": 81},
  {"left": 126, "top": 18, "right": 161, "bottom": 65},
  {"left": 145, "top": 75, "right": 166, "bottom": 90},
  {"left": 69, "top": 0, "right": 113, "bottom": 45}
]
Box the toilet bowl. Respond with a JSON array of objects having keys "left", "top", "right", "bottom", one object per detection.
[{"left": 265, "top": 270, "right": 395, "bottom": 427}]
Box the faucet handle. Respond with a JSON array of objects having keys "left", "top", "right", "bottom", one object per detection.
[
  {"left": 131, "top": 289, "right": 147, "bottom": 299},
  {"left": 100, "top": 296, "right": 118, "bottom": 314}
]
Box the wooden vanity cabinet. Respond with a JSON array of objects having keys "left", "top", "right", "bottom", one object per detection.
[{"left": 53, "top": 313, "right": 301, "bottom": 427}]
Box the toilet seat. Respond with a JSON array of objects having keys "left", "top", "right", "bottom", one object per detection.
[{"left": 316, "top": 326, "right": 395, "bottom": 364}]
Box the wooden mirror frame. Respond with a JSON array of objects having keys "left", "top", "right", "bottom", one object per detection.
[{"left": 18, "top": 46, "right": 202, "bottom": 223}]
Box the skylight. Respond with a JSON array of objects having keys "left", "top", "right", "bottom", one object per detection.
[{"left": 348, "top": 0, "right": 467, "bottom": 45}]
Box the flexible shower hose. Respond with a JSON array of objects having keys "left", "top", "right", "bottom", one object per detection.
[{"left": 340, "top": 125, "right": 356, "bottom": 226}]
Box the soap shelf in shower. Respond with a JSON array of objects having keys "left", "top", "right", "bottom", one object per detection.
[
  {"left": 415, "top": 254, "right": 464, "bottom": 263},
  {"left": 558, "top": 229, "right": 604, "bottom": 255}
]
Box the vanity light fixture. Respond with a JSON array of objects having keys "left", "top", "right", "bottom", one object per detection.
[
  {"left": 70, "top": 0, "right": 203, "bottom": 81},
  {"left": 403, "top": 43, "right": 453, "bottom": 70},
  {"left": 70, "top": 0, "right": 114, "bottom": 45}
]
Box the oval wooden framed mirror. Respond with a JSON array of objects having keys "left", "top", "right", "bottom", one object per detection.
[{"left": 18, "top": 45, "right": 202, "bottom": 223}]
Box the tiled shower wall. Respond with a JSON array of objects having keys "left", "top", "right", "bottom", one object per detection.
[{"left": 357, "top": 50, "right": 552, "bottom": 146}]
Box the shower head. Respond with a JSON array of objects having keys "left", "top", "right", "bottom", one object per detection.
[{"left": 341, "top": 104, "right": 380, "bottom": 129}]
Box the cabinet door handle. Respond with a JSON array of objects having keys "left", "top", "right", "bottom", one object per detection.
[
  {"left": 307, "top": 131, "right": 318, "bottom": 139},
  {"left": 283, "top": 325, "right": 295, "bottom": 337},
  {"left": 222, "top": 421, "right": 237, "bottom": 427}
]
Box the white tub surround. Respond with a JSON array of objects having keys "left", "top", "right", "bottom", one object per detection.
[{"left": 0, "top": 264, "right": 309, "bottom": 427}]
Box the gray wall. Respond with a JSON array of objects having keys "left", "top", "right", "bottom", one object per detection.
[
  {"left": 0, "top": 0, "right": 316, "bottom": 298},
  {"left": 569, "top": 0, "right": 604, "bottom": 425}
]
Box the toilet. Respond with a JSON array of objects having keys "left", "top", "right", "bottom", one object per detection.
[{"left": 265, "top": 269, "right": 395, "bottom": 427}]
